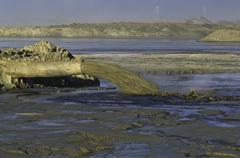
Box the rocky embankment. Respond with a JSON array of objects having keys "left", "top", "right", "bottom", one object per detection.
[
  {"left": 0, "top": 41, "right": 99, "bottom": 89},
  {"left": 202, "top": 29, "right": 240, "bottom": 42}
]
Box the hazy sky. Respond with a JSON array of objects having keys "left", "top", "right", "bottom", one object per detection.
[{"left": 0, "top": 0, "right": 239, "bottom": 26}]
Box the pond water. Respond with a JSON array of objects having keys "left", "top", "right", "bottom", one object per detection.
[
  {"left": 0, "top": 37, "right": 240, "bottom": 54},
  {"left": 0, "top": 38, "right": 240, "bottom": 157},
  {"left": 146, "top": 73, "right": 240, "bottom": 96},
  {"left": 1, "top": 38, "right": 240, "bottom": 95}
]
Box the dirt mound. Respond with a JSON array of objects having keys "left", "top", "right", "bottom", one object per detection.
[
  {"left": 0, "top": 41, "right": 74, "bottom": 62},
  {"left": 0, "top": 41, "right": 99, "bottom": 89},
  {"left": 201, "top": 29, "right": 240, "bottom": 42}
]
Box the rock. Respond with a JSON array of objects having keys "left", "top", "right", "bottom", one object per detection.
[{"left": 186, "top": 90, "right": 199, "bottom": 100}]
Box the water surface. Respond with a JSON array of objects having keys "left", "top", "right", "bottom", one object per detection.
[
  {"left": 147, "top": 73, "right": 240, "bottom": 96},
  {"left": 0, "top": 38, "right": 240, "bottom": 54},
  {"left": 0, "top": 38, "right": 240, "bottom": 157}
]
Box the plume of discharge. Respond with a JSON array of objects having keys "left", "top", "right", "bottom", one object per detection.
[
  {"left": 81, "top": 61, "right": 160, "bottom": 95},
  {"left": 155, "top": 5, "right": 160, "bottom": 19},
  {"left": 202, "top": 6, "right": 207, "bottom": 18}
]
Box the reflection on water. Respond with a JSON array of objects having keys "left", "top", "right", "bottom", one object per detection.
[
  {"left": 91, "top": 143, "right": 150, "bottom": 158},
  {"left": 147, "top": 73, "right": 240, "bottom": 96},
  {"left": 206, "top": 120, "right": 240, "bottom": 128},
  {"left": 35, "top": 72, "right": 240, "bottom": 134}
]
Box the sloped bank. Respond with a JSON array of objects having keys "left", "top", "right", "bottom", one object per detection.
[{"left": 201, "top": 29, "right": 240, "bottom": 42}]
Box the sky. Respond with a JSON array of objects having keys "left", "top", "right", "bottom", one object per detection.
[{"left": 0, "top": 0, "right": 239, "bottom": 26}]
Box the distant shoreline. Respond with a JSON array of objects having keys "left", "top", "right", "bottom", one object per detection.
[
  {"left": 0, "top": 36, "right": 201, "bottom": 40},
  {"left": 0, "top": 22, "right": 239, "bottom": 42},
  {"left": 0, "top": 22, "right": 217, "bottom": 39}
]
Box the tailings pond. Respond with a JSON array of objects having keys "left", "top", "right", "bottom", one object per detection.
[{"left": 0, "top": 38, "right": 239, "bottom": 158}]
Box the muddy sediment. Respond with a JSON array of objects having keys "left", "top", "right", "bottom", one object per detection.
[{"left": 0, "top": 90, "right": 239, "bottom": 158}]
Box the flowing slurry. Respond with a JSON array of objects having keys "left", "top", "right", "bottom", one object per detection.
[{"left": 81, "top": 61, "right": 159, "bottom": 95}]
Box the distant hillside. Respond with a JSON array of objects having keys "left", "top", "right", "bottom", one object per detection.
[
  {"left": 0, "top": 22, "right": 215, "bottom": 38},
  {"left": 202, "top": 29, "right": 240, "bottom": 42},
  {"left": 186, "top": 17, "right": 212, "bottom": 25}
]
